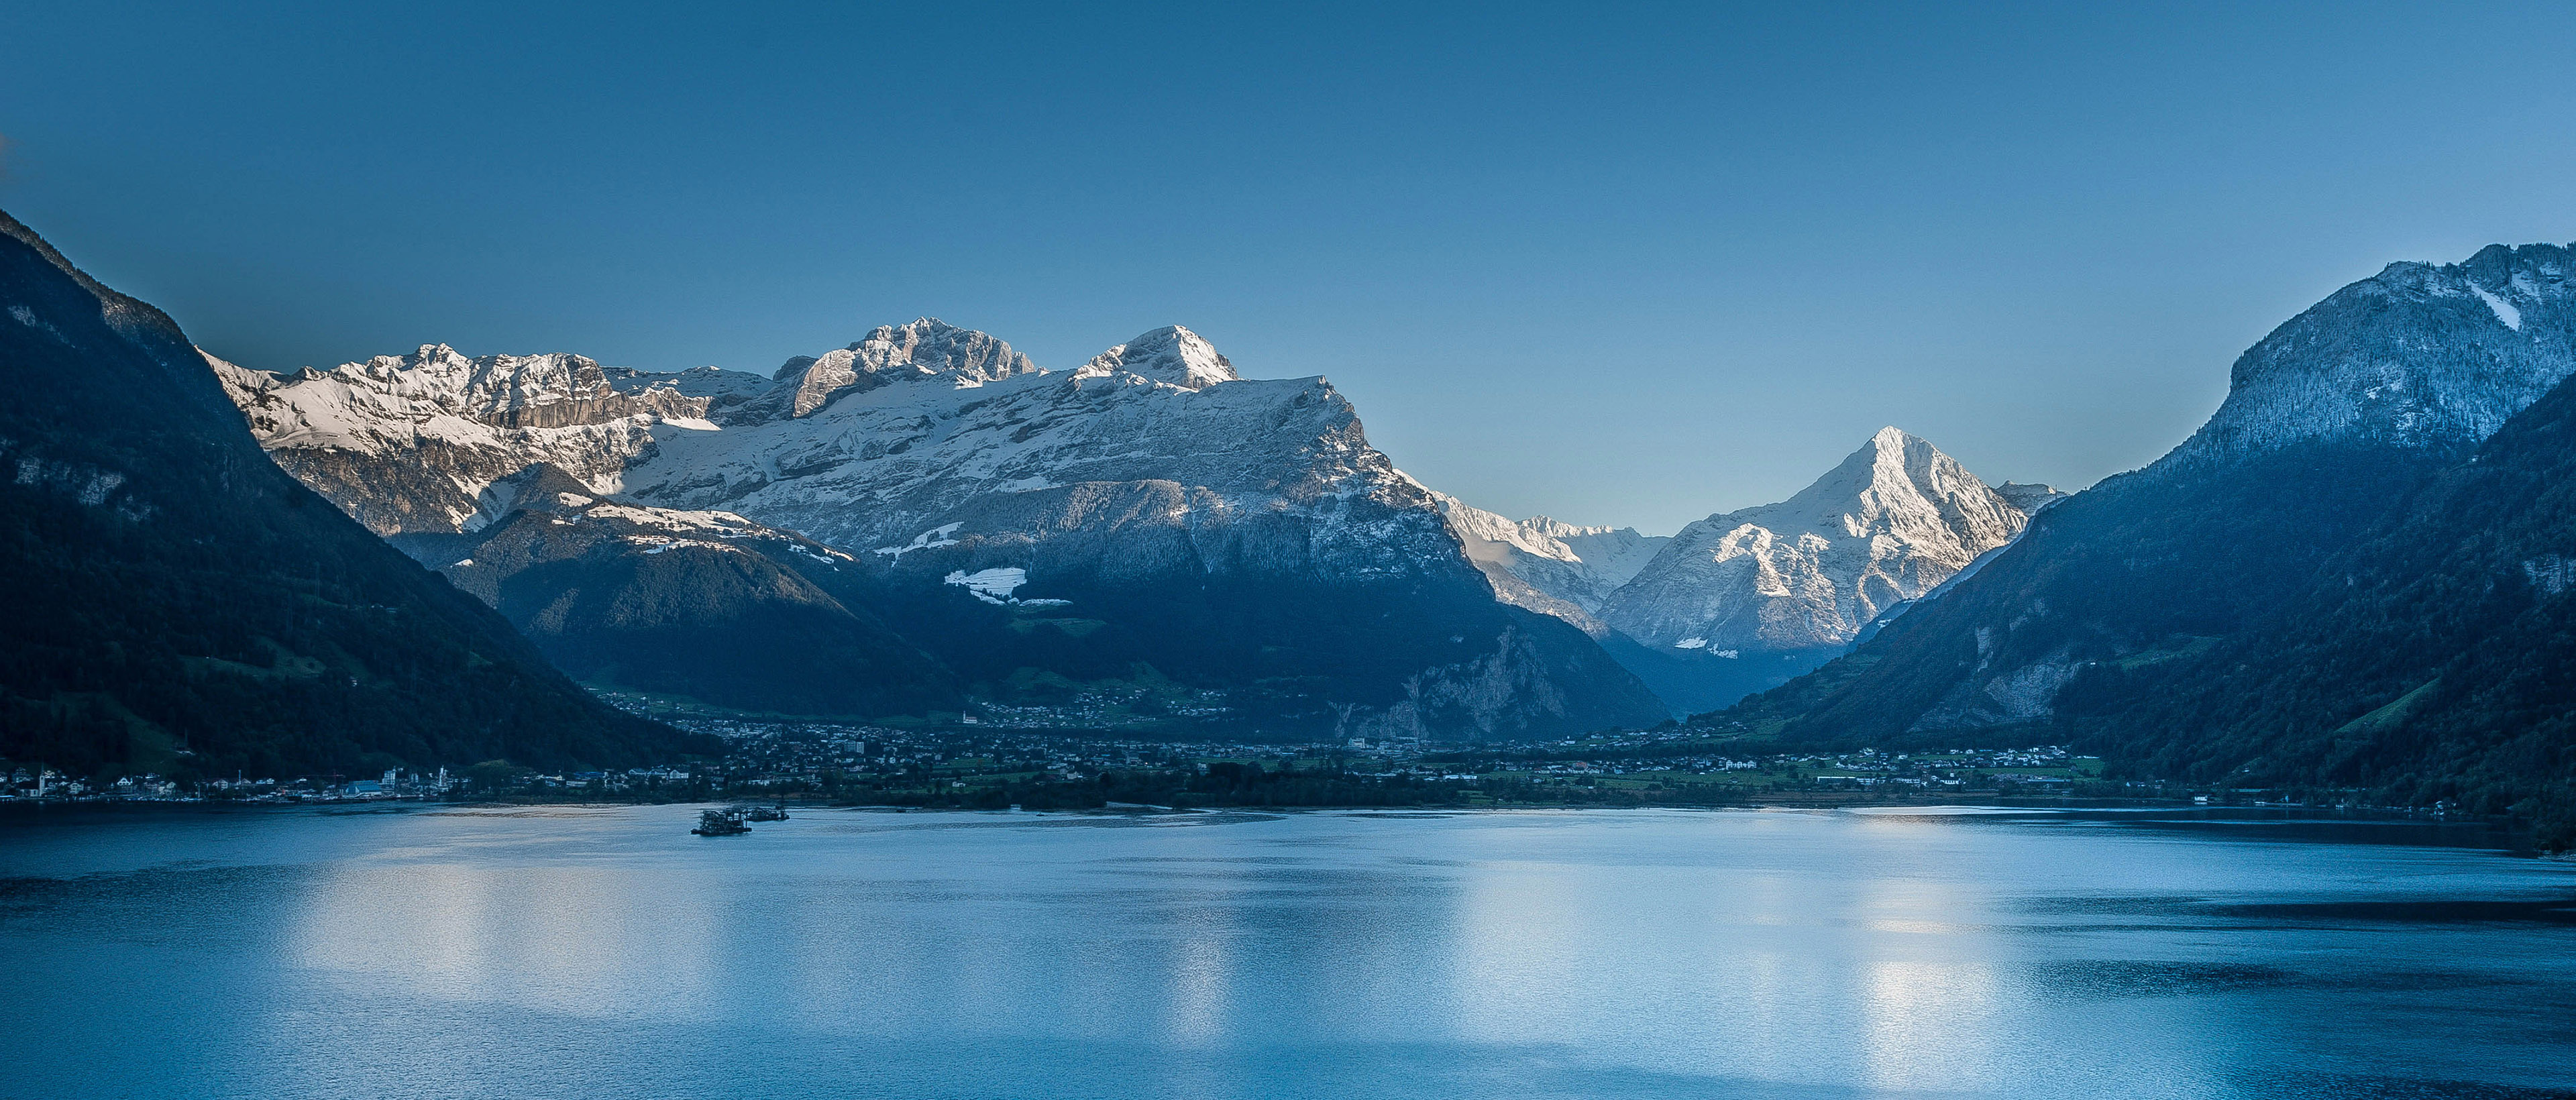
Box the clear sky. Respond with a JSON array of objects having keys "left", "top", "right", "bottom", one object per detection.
[{"left": 7, "top": 1, "right": 2576, "bottom": 534}]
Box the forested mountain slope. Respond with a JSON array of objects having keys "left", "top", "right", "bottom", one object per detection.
[{"left": 2061, "top": 370, "right": 2576, "bottom": 844}]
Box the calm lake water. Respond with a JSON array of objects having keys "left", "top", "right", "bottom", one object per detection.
[{"left": 1, "top": 805, "right": 2571, "bottom": 1100}]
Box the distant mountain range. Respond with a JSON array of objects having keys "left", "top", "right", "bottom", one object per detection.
[
  {"left": 1435, "top": 431, "right": 2059, "bottom": 713},
  {"left": 210, "top": 308, "right": 2056, "bottom": 733},
  {"left": 214, "top": 319, "right": 1681, "bottom": 738}
]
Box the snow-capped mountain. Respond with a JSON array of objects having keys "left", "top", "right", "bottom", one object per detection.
[
  {"left": 1599, "top": 427, "right": 2038, "bottom": 653},
  {"left": 621, "top": 321, "right": 1450, "bottom": 567},
  {"left": 1434, "top": 494, "right": 1667, "bottom": 621},
  {"left": 743, "top": 319, "right": 1038, "bottom": 423},
  {"left": 210, "top": 345, "right": 708, "bottom": 535},
  {"left": 209, "top": 318, "right": 1666, "bottom": 736},
  {"left": 2167, "top": 243, "right": 2576, "bottom": 466}
]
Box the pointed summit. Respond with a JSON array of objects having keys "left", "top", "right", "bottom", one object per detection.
[
  {"left": 1597, "top": 428, "right": 2035, "bottom": 651},
  {"left": 1766, "top": 427, "right": 2020, "bottom": 549},
  {"left": 1079, "top": 325, "right": 1238, "bottom": 389}
]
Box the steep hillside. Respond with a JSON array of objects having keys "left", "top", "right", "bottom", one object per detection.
[
  {"left": 0, "top": 208, "right": 698, "bottom": 779},
  {"left": 2061, "top": 371, "right": 2576, "bottom": 844}
]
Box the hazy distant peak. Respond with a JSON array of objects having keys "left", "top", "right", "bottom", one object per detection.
[{"left": 1597, "top": 427, "right": 2032, "bottom": 651}]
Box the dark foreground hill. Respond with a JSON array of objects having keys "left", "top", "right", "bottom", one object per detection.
[
  {"left": 0, "top": 209, "right": 708, "bottom": 779},
  {"left": 2061, "top": 371, "right": 2576, "bottom": 845}
]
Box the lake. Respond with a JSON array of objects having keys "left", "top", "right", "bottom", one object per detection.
[{"left": 1, "top": 805, "right": 2571, "bottom": 1099}]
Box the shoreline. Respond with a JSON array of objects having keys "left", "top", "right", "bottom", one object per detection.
[{"left": 0, "top": 792, "right": 2544, "bottom": 846}]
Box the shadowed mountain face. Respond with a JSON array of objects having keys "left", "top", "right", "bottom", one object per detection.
[
  {"left": 2057, "top": 370, "right": 2576, "bottom": 844},
  {"left": 0, "top": 208, "right": 702, "bottom": 779},
  {"left": 424, "top": 464, "right": 965, "bottom": 719},
  {"left": 1721, "top": 243, "right": 2576, "bottom": 763},
  {"left": 851, "top": 478, "right": 1668, "bottom": 740},
  {"left": 214, "top": 319, "right": 1668, "bottom": 738}
]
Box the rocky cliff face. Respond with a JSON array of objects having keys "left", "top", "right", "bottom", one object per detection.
[
  {"left": 624, "top": 323, "right": 1456, "bottom": 577},
  {"left": 209, "top": 345, "right": 708, "bottom": 535},
  {"left": 743, "top": 318, "right": 1038, "bottom": 422}
]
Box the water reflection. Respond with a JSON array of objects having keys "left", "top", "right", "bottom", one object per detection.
[
  {"left": 0, "top": 806, "right": 2570, "bottom": 1100},
  {"left": 1858, "top": 958, "right": 2001, "bottom": 1092}
]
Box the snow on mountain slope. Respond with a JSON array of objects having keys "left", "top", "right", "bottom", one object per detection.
[
  {"left": 209, "top": 345, "right": 716, "bottom": 535},
  {"left": 1599, "top": 427, "right": 2034, "bottom": 651},
  {"left": 742, "top": 318, "right": 1038, "bottom": 422},
  {"left": 215, "top": 317, "right": 1441, "bottom": 572},
  {"left": 2167, "top": 243, "right": 2576, "bottom": 466},
  {"left": 1074, "top": 325, "right": 1239, "bottom": 389},
  {"left": 1434, "top": 493, "right": 1668, "bottom": 617},
  {"left": 625, "top": 323, "right": 1446, "bottom": 571},
  {"left": 211, "top": 317, "right": 1666, "bottom": 736},
  {"left": 440, "top": 464, "right": 855, "bottom": 602}
]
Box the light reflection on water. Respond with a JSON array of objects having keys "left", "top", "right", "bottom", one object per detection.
[{"left": 0, "top": 806, "right": 2570, "bottom": 1099}]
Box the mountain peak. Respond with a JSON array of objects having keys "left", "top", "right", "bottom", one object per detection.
[
  {"left": 1599, "top": 427, "right": 2029, "bottom": 651},
  {"left": 1079, "top": 325, "right": 1238, "bottom": 389},
  {"left": 763, "top": 319, "right": 1036, "bottom": 417},
  {"left": 846, "top": 318, "right": 1035, "bottom": 385},
  {"left": 1782, "top": 427, "right": 1972, "bottom": 519}
]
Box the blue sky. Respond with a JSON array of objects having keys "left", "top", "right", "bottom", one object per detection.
[{"left": 8, "top": 1, "right": 2576, "bottom": 533}]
